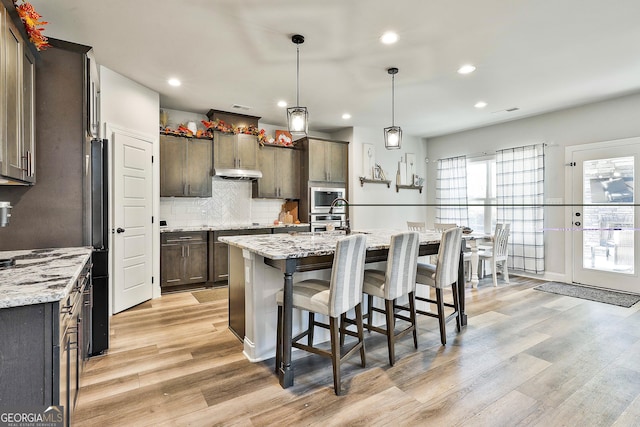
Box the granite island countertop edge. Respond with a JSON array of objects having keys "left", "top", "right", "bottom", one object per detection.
[{"left": 219, "top": 229, "right": 442, "bottom": 260}]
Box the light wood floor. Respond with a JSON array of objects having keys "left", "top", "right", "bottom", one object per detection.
[{"left": 74, "top": 277, "right": 640, "bottom": 426}]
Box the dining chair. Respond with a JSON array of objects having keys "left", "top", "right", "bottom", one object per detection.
[
  {"left": 407, "top": 221, "right": 426, "bottom": 231},
  {"left": 433, "top": 223, "right": 457, "bottom": 232},
  {"left": 415, "top": 226, "right": 463, "bottom": 345},
  {"left": 362, "top": 231, "right": 420, "bottom": 366},
  {"left": 275, "top": 233, "right": 368, "bottom": 395},
  {"left": 478, "top": 223, "right": 510, "bottom": 287}
]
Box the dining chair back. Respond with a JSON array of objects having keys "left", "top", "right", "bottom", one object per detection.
[
  {"left": 407, "top": 221, "right": 426, "bottom": 231},
  {"left": 479, "top": 223, "right": 510, "bottom": 286},
  {"left": 434, "top": 223, "right": 457, "bottom": 232}
]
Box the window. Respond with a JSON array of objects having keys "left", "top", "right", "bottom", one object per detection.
[{"left": 466, "top": 158, "right": 496, "bottom": 234}]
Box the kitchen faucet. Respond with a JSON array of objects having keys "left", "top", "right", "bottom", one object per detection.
[{"left": 329, "top": 197, "right": 351, "bottom": 234}]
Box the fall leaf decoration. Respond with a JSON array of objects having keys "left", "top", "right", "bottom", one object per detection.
[{"left": 14, "top": 0, "right": 50, "bottom": 51}]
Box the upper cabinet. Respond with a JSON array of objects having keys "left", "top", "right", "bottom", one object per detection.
[
  {"left": 160, "top": 134, "right": 212, "bottom": 197},
  {"left": 214, "top": 133, "right": 258, "bottom": 170},
  {"left": 253, "top": 145, "right": 300, "bottom": 199},
  {"left": 305, "top": 137, "right": 348, "bottom": 184},
  {"left": 1, "top": 4, "right": 36, "bottom": 184}
]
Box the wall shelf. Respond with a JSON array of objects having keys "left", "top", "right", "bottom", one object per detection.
[
  {"left": 396, "top": 184, "right": 423, "bottom": 193},
  {"left": 359, "top": 177, "right": 391, "bottom": 188}
]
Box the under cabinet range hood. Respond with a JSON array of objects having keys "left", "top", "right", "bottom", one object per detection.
[{"left": 213, "top": 168, "right": 262, "bottom": 180}]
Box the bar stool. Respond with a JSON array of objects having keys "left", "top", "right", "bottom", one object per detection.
[
  {"left": 275, "top": 234, "right": 368, "bottom": 395},
  {"left": 362, "top": 231, "right": 420, "bottom": 366},
  {"left": 415, "top": 227, "right": 463, "bottom": 345}
]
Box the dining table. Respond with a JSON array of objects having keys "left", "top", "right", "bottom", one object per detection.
[{"left": 220, "top": 228, "right": 468, "bottom": 389}]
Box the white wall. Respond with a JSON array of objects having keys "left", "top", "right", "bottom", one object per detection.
[
  {"left": 100, "top": 66, "right": 161, "bottom": 303},
  {"left": 426, "top": 91, "right": 640, "bottom": 280},
  {"left": 345, "top": 126, "right": 428, "bottom": 230}
]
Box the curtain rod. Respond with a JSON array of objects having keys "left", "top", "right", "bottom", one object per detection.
[{"left": 436, "top": 142, "right": 554, "bottom": 162}]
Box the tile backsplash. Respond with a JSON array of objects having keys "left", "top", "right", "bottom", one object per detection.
[{"left": 160, "top": 179, "right": 287, "bottom": 227}]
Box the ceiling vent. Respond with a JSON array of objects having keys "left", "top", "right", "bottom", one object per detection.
[
  {"left": 231, "top": 104, "right": 252, "bottom": 111},
  {"left": 505, "top": 107, "right": 520, "bottom": 112}
]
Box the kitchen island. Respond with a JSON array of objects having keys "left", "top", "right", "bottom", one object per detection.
[{"left": 220, "top": 229, "right": 467, "bottom": 388}]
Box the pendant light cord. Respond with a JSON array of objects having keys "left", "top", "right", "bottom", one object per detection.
[
  {"left": 296, "top": 45, "right": 300, "bottom": 107},
  {"left": 391, "top": 73, "right": 395, "bottom": 126}
]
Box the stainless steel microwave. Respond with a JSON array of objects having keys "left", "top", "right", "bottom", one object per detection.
[{"left": 310, "top": 187, "right": 346, "bottom": 213}]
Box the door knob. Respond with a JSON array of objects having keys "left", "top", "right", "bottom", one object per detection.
[{"left": 116, "top": 227, "right": 125, "bottom": 233}]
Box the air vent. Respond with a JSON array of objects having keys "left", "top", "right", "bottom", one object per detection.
[
  {"left": 505, "top": 107, "right": 519, "bottom": 112},
  {"left": 231, "top": 104, "right": 252, "bottom": 111}
]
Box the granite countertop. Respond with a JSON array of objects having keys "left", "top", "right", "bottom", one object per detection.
[
  {"left": 160, "top": 223, "right": 310, "bottom": 233},
  {"left": 0, "top": 247, "right": 93, "bottom": 309},
  {"left": 219, "top": 229, "right": 442, "bottom": 260}
]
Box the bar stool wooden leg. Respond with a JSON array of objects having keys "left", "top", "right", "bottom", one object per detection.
[
  {"left": 385, "top": 298, "right": 396, "bottom": 366},
  {"left": 308, "top": 312, "right": 315, "bottom": 346},
  {"left": 366, "top": 295, "right": 374, "bottom": 331},
  {"left": 436, "top": 288, "right": 446, "bottom": 345},
  {"left": 451, "top": 282, "right": 461, "bottom": 332},
  {"left": 329, "top": 317, "right": 341, "bottom": 395},
  {"left": 409, "top": 291, "right": 418, "bottom": 349},
  {"left": 355, "top": 303, "right": 366, "bottom": 367}
]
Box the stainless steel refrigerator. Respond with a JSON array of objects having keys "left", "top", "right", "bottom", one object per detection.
[{"left": 91, "top": 138, "right": 109, "bottom": 355}]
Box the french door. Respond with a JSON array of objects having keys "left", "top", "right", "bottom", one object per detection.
[{"left": 570, "top": 138, "right": 640, "bottom": 293}]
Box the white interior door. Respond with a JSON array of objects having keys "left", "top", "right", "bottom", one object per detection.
[
  {"left": 112, "top": 130, "right": 153, "bottom": 313},
  {"left": 570, "top": 138, "right": 639, "bottom": 293}
]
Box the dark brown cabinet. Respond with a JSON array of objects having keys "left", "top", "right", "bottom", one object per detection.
[
  {"left": 253, "top": 145, "right": 300, "bottom": 199},
  {"left": 298, "top": 137, "right": 349, "bottom": 224},
  {"left": 1, "top": 3, "right": 36, "bottom": 184},
  {"left": 0, "top": 256, "right": 91, "bottom": 427},
  {"left": 214, "top": 133, "right": 258, "bottom": 170},
  {"left": 160, "top": 134, "right": 212, "bottom": 197},
  {"left": 209, "top": 228, "right": 271, "bottom": 284},
  {"left": 307, "top": 138, "right": 348, "bottom": 184},
  {"left": 161, "top": 232, "right": 208, "bottom": 288}
]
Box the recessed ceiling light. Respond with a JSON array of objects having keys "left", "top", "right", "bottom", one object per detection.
[
  {"left": 342, "top": 113, "right": 351, "bottom": 120},
  {"left": 168, "top": 78, "right": 181, "bottom": 87},
  {"left": 380, "top": 31, "right": 399, "bottom": 45},
  {"left": 474, "top": 101, "right": 487, "bottom": 109},
  {"left": 277, "top": 100, "right": 287, "bottom": 108},
  {"left": 457, "top": 64, "right": 476, "bottom": 75}
]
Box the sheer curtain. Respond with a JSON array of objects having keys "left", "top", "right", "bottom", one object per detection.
[
  {"left": 436, "top": 156, "right": 469, "bottom": 226},
  {"left": 496, "top": 144, "right": 545, "bottom": 273}
]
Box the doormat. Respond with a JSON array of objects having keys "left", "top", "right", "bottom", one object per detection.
[
  {"left": 192, "top": 287, "right": 228, "bottom": 304},
  {"left": 534, "top": 282, "right": 640, "bottom": 308}
]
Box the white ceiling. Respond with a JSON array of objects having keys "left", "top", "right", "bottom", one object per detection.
[{"left": 29, "top": 0, "right": 640, "bottom": 138}]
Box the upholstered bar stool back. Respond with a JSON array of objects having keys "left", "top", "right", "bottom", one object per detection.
[
  {"left": 362, "top": 231, "right": 420, "bottom": 366},
  {"left": 415, "top": 226, "right": 463, "bottom": 345},
  {"left": 275, "top": 233, "right": 368, "bottom": 395}
]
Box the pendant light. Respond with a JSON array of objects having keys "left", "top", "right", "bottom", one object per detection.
[
  {"left": 287, "top": 34, "right": 308, "bottom": 137},
  {"left": 384, "top": 67, "right": 402, "bottom": 149}
]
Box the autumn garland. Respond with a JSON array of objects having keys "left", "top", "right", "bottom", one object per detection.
[{"left": 13, "top": 0, "right": 50, "bottom": 51}]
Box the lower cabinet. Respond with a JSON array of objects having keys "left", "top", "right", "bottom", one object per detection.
[
  {"left": 0, "top": 257, "right": 91, "bottom": 427},
  {"left": 161, "top": 232, "right": 208, "bottom": 290}
]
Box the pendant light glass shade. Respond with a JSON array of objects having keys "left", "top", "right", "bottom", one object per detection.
[
  {"left": 287, "top": 34, "right": 308, "bottom": 137},
  {"left": 384, "top": 125, "right": 402, "bottom": 149},
  {"left": 287, "top": 106, "right": 308, "bottom": 135},
  {"left": 384, "top": 67, "right": 402, "bottom": 149}
]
